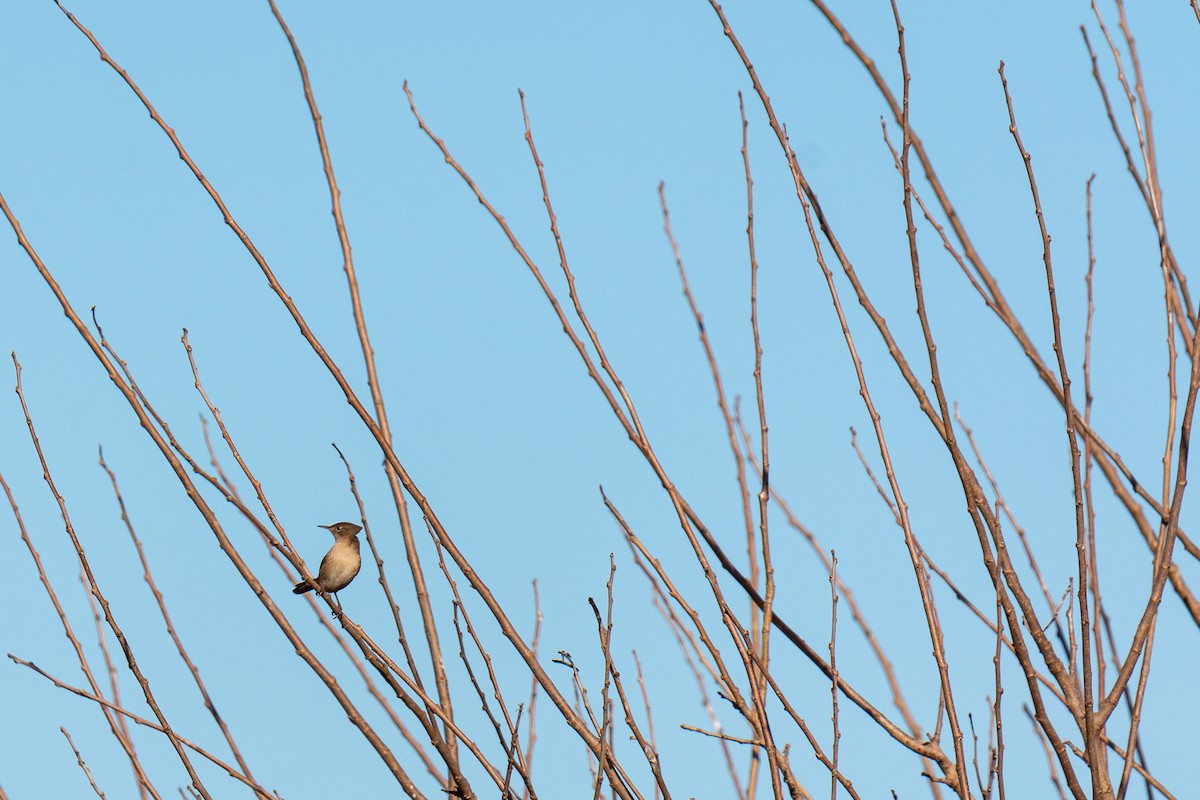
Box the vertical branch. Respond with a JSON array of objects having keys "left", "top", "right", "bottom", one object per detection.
[
  {"left": 828, "top": 551, "right": 841, "bottom": 800},
  {"left": 1081, "top": 10, "right": 1191, "bottom": 353},
  {"left": 993, "top": 597, "right": 1006, "bottom": 800},
  {"left": 631, "top": 652, "right": 660, "bottom": 800},
  {"left": 968, "top": 715, "right": 984, "bottom": 800},
  {"left": 590, "top": 562, "right": 616, "bottom": 800},
  {"left": 263, "top": 0, "right": 455, "bottom": 750},
  {"left": 521, "top": 581, "right": 543, "bottom": 800},
  {"left": 1081, "top": 175, "right": 1106, "bottom": 703},
  {"left": 998, "top": 62, "right": 1098, "bottom": 797},
  {"left": 657, "top": 185, "right": 783, "bottom": 800},
  {"left": 890, "top": 4, "right": 971, "bottom": 790},
  {"left": 739, "top": 95, "right": 777, "bottom": 783},
  {"left": 1110, "top": 0, "right": 1185, "bottom": 335},
  {"left": 595, "top": 559, "right": 673, "bottom": 800},
  {"left": 736, "top": 92, "right": 762, "bottom": 652}
]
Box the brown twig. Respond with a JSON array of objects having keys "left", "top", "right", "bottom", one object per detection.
[
  {"left": 589, "top": 564, "right": 617, "bottom": 800},
  {"left": 828, "top": 551, "right": 841, "bottom": 800},
  {"left": 447, "top": 605, "right": 528, "bottom": 797},
  {"left": 631, "top": 651, "right": 660, "bottom": 800},
  {"left": 952, "top": 406, "right": 1070, "bottom": 658},
  {"left": 680, "top": 726, "right": 762, "bottom": 747},
  {"left": 329, "top": 444, "right": 431, "bottom": 703},
  {"left": 521, "top": 581, "right": 543, "bottom": 800},
  {"left": 79, "top": 557, "right": 139, "bottom": 796},
  {"left": 61, "top": 727, "right": 106, "bottom": 799},
  {"left": 1023, "top": 705, "right": 1068, "bottom": 800},
  {"left": 263, "top": 0, "right": 455, "bottom": 746},
  {"left": 993, "top": 600, "right": 1006, "bottom": 800},
  {"left": 610, "top": 491, "right": 744, "bottom": 798},
  {"left": 590, "top": 561, "right": 672, "bottom": 800},
  {"left": 737, "top": 89, "right": 765, "bottom": 666},
  {"left": 890, "top": 4, "right": 972, "bottom": 788},
  {"left": 740, "top": 89, "right": 778, "bottom": 800},
  {"left": 432, "top": 541, "right": 535, "bottom": 797},
  {"left": 967, "top": 714, "right": 985, "bottom": 800},
  {"left": 657, "top": 184, "right": 781, "bottom": 800},
  {"left": 609, "top": 489, "right": 840, "bottom": 798},
  {"left": 1082, "top": 172, "right": 1105, "bottom": 716},
  {"left": 97, "top": 449, "right": 260, "bottom": 789},
  {"left": 999, "top": 60, "right": 1095, "bottom": 797}
]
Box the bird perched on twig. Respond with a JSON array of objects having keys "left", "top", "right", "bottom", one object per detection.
[{"left": 293, "top": 522, "right": 363, "bottom": 613}]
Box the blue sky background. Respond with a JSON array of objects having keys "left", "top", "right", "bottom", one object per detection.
[{"left": 2, "top": 2, "right": 1198, "bottom": 797}]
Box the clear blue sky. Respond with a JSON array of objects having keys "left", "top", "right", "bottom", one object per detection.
[{"left": 2, "top": 2, "right": 1197, "bottom": 797}]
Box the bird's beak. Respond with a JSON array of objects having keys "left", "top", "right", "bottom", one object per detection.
[{"left": 318, "top": 524, "right": 332, "bottom": 530}]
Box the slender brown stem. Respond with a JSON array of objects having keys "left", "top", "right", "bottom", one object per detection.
[
  {"left": 98, "top": 450, "right": 260, "bottom": 788},
  {"left": 999, "top": 61, "right": 1095, "bottom": 797},
  {"left": 263, "top": 0, "right": 455, "bottom": 749},
  {"left": 61, "top": 728, "right": 106, "bottom": 799}
]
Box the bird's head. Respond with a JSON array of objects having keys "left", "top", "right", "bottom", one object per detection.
[{"left": 320, "top": 521, "right": 363, "bottom": 538}]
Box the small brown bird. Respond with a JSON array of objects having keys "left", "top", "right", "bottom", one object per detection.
[{"left": 293, "top": 522, "right": 363, "bottom": 612}]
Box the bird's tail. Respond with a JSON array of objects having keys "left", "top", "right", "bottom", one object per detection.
[{"left": 293, "top": 581, "right": 315, "bottom": 594}]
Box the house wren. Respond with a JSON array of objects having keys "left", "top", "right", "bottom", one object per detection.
[{"left": 293, "top": 522, "right": 362, "bottom": 611}]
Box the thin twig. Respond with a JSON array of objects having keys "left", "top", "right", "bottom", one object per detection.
[
  {"left": 61, "top": 728, "right": 107, "bottom": 799},
  {"left": 98, "top": 450, "right": 260, "bottom": 788},
  {"left": 263, "top": 0, "right": 455, "bottom": 746}
]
